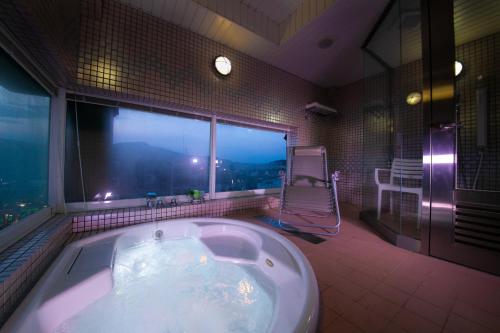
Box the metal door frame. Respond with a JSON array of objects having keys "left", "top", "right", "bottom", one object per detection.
[{"left": 421, "top": 0, "right": 500, "bottom": 275}]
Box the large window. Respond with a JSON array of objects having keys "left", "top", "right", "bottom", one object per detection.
[
  {"left": 65, "top": 103, "right": 210, "bottom": 202},
  {"left": 64, "top": 102, "right": 287, "bottom": 204},
  {"left": 0, "top": 48, "right": 51, "bottom": 230},
  {"left": 216, "top": 122, "right": 286, "bottom": 192}
]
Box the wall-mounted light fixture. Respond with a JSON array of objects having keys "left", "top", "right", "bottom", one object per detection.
[
  {"left": 214, "top": 56, "right": 231, "bottom": 76},
  {"left": 455, "top": 60, "right": 463, "bottom": 76},
  {"left": 406, "top": 91, "right": 422, "bottom": 105}
]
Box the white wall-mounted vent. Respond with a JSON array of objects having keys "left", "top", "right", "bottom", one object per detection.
[{"left": 305, "top": 102, "right": 338, "bottom": 115}]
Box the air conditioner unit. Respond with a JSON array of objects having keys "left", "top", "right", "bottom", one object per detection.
[{"left": 305, "top": 102, "right": 338, "bottom": 115}]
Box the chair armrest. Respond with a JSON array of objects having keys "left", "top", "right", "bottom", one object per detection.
[{"left": 374, "top": 168, "right": 391, "bottom": 185}]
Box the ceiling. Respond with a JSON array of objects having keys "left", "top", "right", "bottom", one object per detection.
[
  {"left": 119, "top": 0, "right": 390, "bottom": 87},
  {"left": 240, "top": 0, "right": 302, "bottom": 24}
]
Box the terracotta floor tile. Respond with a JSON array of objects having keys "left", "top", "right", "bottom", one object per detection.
[
  {"left": 321, "top": 286, "right": 358, "bottom": 316},
  {"left": 383, "top": 322, "right": 411, "bottom": 333},
  {"left": 457, "top": 286, "right": 500, "bottom": 317},
  {"left": 318, "top": 303, "right": 338, "bottom": 332},
  {"left": 412, "top": 284, "right": 457, "bottom": 311},
  {"left": 327, "top": 275, "right": 370, "bottom": 301},
  {"left": 358, "top": 292, "right": 401, "bottom": 321},
  {"left": 404, "top": 297, "right": 449, "bottom": 327},
  {"left": 384, "top": 273, "right": 422, "bottom": 295},
  {"left": 245, "top": 207, "right": 500, "bottom": 332},
  {"left": 444, "top": 313, "right": 493, "bottom": 333},
  {"left": 452, "top": 300, "right": 500, "bottom": 332},
  {"left": 324, "top": 316, "right": 363, "bottom": 333},
  {"left": 339, "top": 299, "right": 390, "bottom": 333},
  {"left": 391, "top": 309, "right": 442, "bottom": 333},
  {"left": 318, "top": 279, "right": 331, "bottom": 292},
  {"left": 347, "top": 269, "right": 382, "bottom": 290}
]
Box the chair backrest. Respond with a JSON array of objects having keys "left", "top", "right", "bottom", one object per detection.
[
  {"left": 289, "top": 146, "right": 328, "bottom": 187},
  {"left": 390, "top": 158, "right": 423, "bottom": 183}
]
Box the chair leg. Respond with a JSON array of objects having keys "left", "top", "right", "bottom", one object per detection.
[
  {"left": 377, "top": 188, "right": 383, "bottom": 221},
  {"left": 417, "top": 193, "right": 422, "bottom": 229},
  {"left": 389, "top": 191, "right": 393, "bottom": 215}
]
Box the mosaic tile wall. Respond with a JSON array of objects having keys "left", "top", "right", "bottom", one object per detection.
[
  {"left": 325, "top": 82, "right": 364, "bottom": 207},
  {"left": 0, "top": 0, "right": 80, "bottom": 88},
  {"left": 73, "top": 0, "right": 329, "bottom": 147},
  {"left": 0, "top": 215, "right": 72, "bottom": 326},
  {"left": 456, "top": 32, "right": 500, "bottom": 191},
  {"left": 72, "top": 195, "right": 280, "bottom": 233},
  {"left": 1, "top": 0, "right": 330, "bottom": 148}
]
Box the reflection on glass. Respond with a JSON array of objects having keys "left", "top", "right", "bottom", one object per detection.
[
  {"left": 64, "top": 103, "right": 210, "bottom": 202},
  {"left": 361, "top": 0, "right": 423, "bottom": 240},
  {"left": 0, "top": 48, "right": 50, "bottom": 229},
  {"left": 216, "top": 123, "right": 286, "bottom": 192},
  {"left": 454, "top": 0, "right": 500, "bottom": 192}
]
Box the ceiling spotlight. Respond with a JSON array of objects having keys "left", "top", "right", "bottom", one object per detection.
[
  {"left": 406, "top": 91, "right": 422, "bottom": 105},
  {"left": 214, "top": 56, "right": 231, "bottom": 76},
  {"left": 455, "top": 61, "right": 463, "bottom": 76}
]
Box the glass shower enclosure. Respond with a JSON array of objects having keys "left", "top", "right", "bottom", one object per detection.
[{"left": 360, "top": 0, "right": 424, "bottom": 248}]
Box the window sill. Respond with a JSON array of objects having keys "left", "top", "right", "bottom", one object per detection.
[
  {"left": 71, "top": 194, "right": 280, "bottom": 233},
  {"left": 0, "top": 214, "right": 72, "bottom": 326},
  {"left": 0, "top": 207, "right": 54, "bottom": 253},
  {"left": 65, "top": 189, "right": 281, "bottom": 213}
]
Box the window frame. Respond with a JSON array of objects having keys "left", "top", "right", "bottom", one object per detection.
[
  {"left": 0, "top": 41, "right": 59, "bottom": 252},
  {"left": 214, "top": 119, "right": 287, "bottom": 196},
  {"left": 63, "top": 96, "right": 290, "bottom": 212}
]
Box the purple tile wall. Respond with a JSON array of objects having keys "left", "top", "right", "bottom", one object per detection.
[
  {"left": 2, "top": 0, "right": 330, "bottom": 146},
  {"left": 0, "top": 0, "right": 80, "bottom": 87},
  {"left": 73, "top": 0, "right": 329, "bottom": 147},
  {"left": 326, "top": 82, "right": 364, "bottom": 207}
]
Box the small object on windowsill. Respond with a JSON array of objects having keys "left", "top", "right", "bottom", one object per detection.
[
  {"left": 146, "top": 192, "right": 157, "bottom": 209},
  {"left": 187, "top": 189, "right": 205, "bottom": 204},
  {"left": 156, "top": 198, "right": 164, "bottom": 208}
]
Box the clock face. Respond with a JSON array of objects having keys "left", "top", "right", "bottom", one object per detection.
[
  {"left": 406, "top": 92, "right": 422, "bottom": 105},
  {"left": 214, "top": 56, "right": 231, "bottom": 75}
]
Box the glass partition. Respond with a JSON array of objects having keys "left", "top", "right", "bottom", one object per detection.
[
  {"left": 362, "top": 0, "right": 423, "bottom": 240},
  {"left": 454, "top": 0, "right": 500, "bottom": 192},
  {"left": 0, "top": 48, "right": 50, "bottom": 229}
]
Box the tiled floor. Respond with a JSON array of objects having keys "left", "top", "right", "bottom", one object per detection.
[{"left": 236, "top": 205, "right": 500, "bottom": 333}]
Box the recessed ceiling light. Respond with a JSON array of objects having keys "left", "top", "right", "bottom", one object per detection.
[
  {"left": 455, "top": 60, "right": 463, "bottom": 76},
  {"left": 406, "top": 91, "right": 422, "bottom": 105},
  {"left": 214, "top": 56, "right": 231, "bottom": 76},
  {"left": 318, "top": 38, "right": 334, "bottom": 49}
]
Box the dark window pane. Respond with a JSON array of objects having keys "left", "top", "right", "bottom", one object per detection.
[
  {"left": 216, "top": 123, "right": 286, "bottom": 192},
  {"left": 0, "top": 48, "right": 50, "bottom": 229},
  {"left": 65, "top": 103, "right": 210, "bottom": 202}
]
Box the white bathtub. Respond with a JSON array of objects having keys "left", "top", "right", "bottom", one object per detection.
[{"left": 2, "top": 218, "right": 319, "bottom": 333}]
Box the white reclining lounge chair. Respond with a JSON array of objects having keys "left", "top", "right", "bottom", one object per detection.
[{"left": 279, "top": 146, "right": 341, "bottom": 236}]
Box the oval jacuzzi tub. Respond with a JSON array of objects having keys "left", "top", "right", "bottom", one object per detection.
[{"left": 2, "top": 218, "right": 319, "bottom": 333}]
